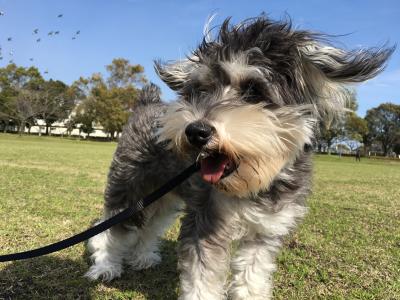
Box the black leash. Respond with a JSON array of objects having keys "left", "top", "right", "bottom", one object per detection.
[{"left": 0, "top": 162, "right": 199, "bottom": 262}]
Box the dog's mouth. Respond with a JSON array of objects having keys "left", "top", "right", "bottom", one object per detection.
[{"left": 199, "top": 152, "right": 238, "bottom": 184}]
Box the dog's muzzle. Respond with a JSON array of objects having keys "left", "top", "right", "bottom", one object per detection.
[{"left": 185, "top": 121, "right": 238, "bottom": 184}]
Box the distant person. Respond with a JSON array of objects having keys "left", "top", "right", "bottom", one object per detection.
[{"left": 355, "top": 149, "right": 361, "bottom": 162}]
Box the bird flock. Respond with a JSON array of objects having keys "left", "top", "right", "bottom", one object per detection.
[{"left": 0, "top": 10, "right": 81, "bottom": 75}]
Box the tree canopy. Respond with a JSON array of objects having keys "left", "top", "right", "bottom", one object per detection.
[
  {"left": 365, "top": 103, "right": 400, "bottom": 155},
  {"left": 0, "top": 64, "right": 44, "bottom": 134},
  {"left": 70, "top": 58, "right": 147, "bottom": 139}
]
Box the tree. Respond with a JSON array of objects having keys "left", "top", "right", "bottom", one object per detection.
[
  {"left": 95, "top": 88, "right": 130, "bottom": 139},
  {"left": 72, "top": 59, "right": 146, "bottom": 139},
  {"left": 365, "top": 103, "right": 400, "bottom": 156},
  {"left": 0, "top": 64, "right": 44, "bottom": 134},
  {"left": 317, "top": 89, "right": 358, "bottom": 153},
  {"left": 106, "top": 58, "right": 147, "bottom": 88},
  {"left": 318, "top": 120, "right": 344, "bottom": 153},
  {"left": 38, "top": 80, "right": 75, "bottom": 135},
  {"left": 64, "top": 118, "right": 76, "bottom": 137},
  {"left": 394, "top": 139, "right": 400, "bottom": 155},
  {"left": 345, "top": 113, "right": 369, "bottom": 154},
  {"left": 0, "top": 64, "right": 43, "bottom": 92},
  {"left": 73, "top": 96, "right": 97, "bottom": 138},
  {"left": 4, "top": 89, "right": 43, "bottom": 135}
]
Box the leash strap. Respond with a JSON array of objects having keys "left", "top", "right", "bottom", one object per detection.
[{"left": 0, "top": 162, "right": 199, "bottom": 262}]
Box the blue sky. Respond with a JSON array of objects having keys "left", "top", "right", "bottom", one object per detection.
[{"left": 0, "top": 0, "right": 399, "bottom": 116}]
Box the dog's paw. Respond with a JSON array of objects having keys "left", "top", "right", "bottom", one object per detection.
[
  {"left": 128, "top": 251, "right": 161, "bottom": 270},
  {"left": 229, "top": 284, "right": 272, "bottom": 300},
  {"left": 85, "top": 263, "right": 122, "bottom": 282}
]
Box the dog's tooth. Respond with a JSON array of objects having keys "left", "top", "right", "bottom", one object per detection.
[{"left": 199, "top": 152, "right": 208, "bottom": 159}]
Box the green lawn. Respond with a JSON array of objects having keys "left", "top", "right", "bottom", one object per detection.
[{"left": 0, "top": 134, "right": 399, "bottom": 299}]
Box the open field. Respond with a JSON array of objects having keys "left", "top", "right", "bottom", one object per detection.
[{"left": 0, "top": 134, "right": 399, "bottom": 299}]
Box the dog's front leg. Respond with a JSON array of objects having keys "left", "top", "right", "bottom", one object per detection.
[
  {"left": 229, "top": 235, "right": 281, "bottom": 300},
  {"left": 177, "top": 210, "right": 232, "bottom": 300}
]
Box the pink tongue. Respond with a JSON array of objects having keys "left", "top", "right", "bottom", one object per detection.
[{"left": 200, "top": 155, "right": 229, "bottom": 184}]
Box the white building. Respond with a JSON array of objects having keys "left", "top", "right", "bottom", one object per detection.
[{"left": 26, "top": 119, "right": 109, "bottom": 138}]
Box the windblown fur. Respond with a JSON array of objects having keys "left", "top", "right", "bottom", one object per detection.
[{"left": 86, "top": 15, "right": 394, "bottom": 299}]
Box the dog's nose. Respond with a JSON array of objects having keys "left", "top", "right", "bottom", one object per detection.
[{"left": 185, "top": 121, "right": 214, "bottom": 147}]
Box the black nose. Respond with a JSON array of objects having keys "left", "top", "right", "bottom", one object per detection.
[{"left": 185, "top": 121, "right": 214, "bottom": 147}]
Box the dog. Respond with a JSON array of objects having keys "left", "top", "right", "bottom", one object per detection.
[{"left": 85, "top": 15, "right": 393, "bottom": 299}]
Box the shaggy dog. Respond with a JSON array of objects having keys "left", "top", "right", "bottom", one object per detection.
[{"left": 85, "top": 16, "right": 393, "bottom": 299}]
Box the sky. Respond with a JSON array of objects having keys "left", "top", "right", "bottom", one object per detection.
[{"left": 0, "top": 0, "right": 399, "bottom": 116}]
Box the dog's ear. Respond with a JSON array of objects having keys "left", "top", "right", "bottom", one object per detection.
[
  {"left": 298, "top": 42, "right": 395, "bottom": 118},
  {"left": 300, "top": 43, "right": 395, "bottom": 83},
  {"left": 154, "top": 59, "right": 197, "bottom": 91}
]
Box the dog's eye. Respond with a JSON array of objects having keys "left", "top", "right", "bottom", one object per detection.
[
  {"left": 240, "top": 80, "right": 265, "bottom": 103},
  {"left": 181, "top": 81, "right": 209, "bottom": 98}
]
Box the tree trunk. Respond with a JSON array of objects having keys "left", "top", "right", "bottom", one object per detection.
[
  {"left": 327, "top": 140, "right": 332, "bottom": 154},
  {"left": 382, "top": 142, "right": 389, "bottom": 156},
  {"left": 18, "top": 121, "right": 25, "bottom": 136},
  {"left": 45, "top": 123, "right": 49, "bottom": 135},
  {"left": 3, "top": 120, "right": 9, "bottom": 133}
]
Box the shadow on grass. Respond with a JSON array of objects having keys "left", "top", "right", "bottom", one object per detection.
[{"left": 0, "top": 239, "right": 179, "bottom": 299}]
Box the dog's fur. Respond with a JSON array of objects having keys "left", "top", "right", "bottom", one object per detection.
[{"left": 85, "top": 16, "right": 394, "bottom": 299}]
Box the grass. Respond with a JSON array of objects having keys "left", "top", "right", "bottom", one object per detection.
[{"left": 0, "top": 133, "right": 399, "bottom": 299}]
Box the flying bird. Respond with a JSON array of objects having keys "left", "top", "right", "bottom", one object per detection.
[
  {"left": 36, "top": 38, "right": 41, "bottom": 42},
  {"left": 44, "top": 70, "right": 49, "bottom": 74},
  {"left": 76, "top": 30, "right": 80, "bottom": 35},
  {"left": 33, "top": 29, "right": 39, "bottom": 34},
  {"left": 0, "top": 57, "right": 3, "bottom": 60},
  {"left": 29, "top": 58, "right": 34, "bottom": 61},
  {"left": 48, "top": 31, "right": 54, "bottom": 36},
  {"left": 57, "top": 14, "right": 63, "bottom": 18},
  {"left": 72, "top": 36, "right": 76, "bottom": 40},
  {"left": 7, "top": 37, "right": 12, "bottom": 41},
  {"left": 0, "top": 11, "right": 4, "bottom": 16},
  {"left": 55, "top": 31, "right": 60, "bottom": 35},
  {"left": 9, "top": 59, "right": 14, "bottom": 64}
]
